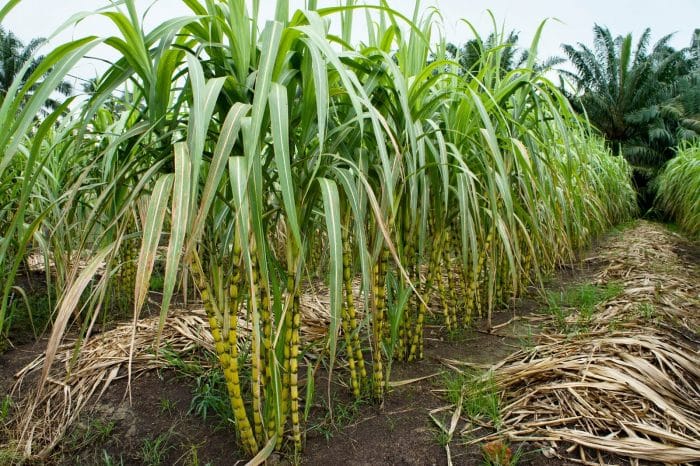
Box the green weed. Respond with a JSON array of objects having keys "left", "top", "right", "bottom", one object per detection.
[
  {"left": 608, "top": 220, "right": 636, "bottom": 236},
  {"left": 442, "top": 370, "right": 502, "bottom": 428},
  {"left": 308, "top": 395, "right": 364, "bottom": 441},
  {"left": 158, "top": 347, "right": 233, "bottom": 429},
  {"left": 0, "top": 445, "right": 23, "bottom": 466},
  {"left": 636, "top": 302, "right": 656, "bottom": 320},
  {"left": 516, "top": 324, "right": 535, "bottom": 350},
  {"left": 433, "top": 428, "right": 451, "bottom": 447},
  {"left": 180, "top": 444, "right": 213, "bottom": 466},
  {"left": 159, "top": 397, "right": 176, "bottom": 415},
  {"left": 68, "top": 418, "right": 115, "bottom": 450},
  {"left": 159, "top": 346, "right": 206, "bottom": 377},
  {"left": 446, "top": 325, "right": 475, "bottom": 343},
  {"left": 150, "top": 273, "right": 165, "bottom": 292},
  {"left": 189, "top": 367, "right": 232, "bottom": 427},
  {"left": 0, "top": 395, "right": 12, "bottom": 422},
  {"left": 543, "top": 282, "right": 623, "bottom": 333},
  {"left": 481, "top": 439, "right": 523, "bottom": 466},
  {"left": 101, "top": 450, "right": 125, "bottom": 466},
  {"left": 3, "top": 285, "right": 55, "bottom": 345},
  {"left": 140, "top": 430, "right": 174, "bottom": 466}
]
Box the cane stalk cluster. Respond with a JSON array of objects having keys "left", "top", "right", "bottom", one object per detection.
[{"left": 0, "top": 0, "right": 638, "bottom": 458}]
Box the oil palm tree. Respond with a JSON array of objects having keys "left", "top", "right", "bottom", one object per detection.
[
  {"left": 0, "top": 26, "right": 72, "bottom": 112},
  {"left": 561, "top": 25, "right": 693, "bottom": 167},
  {"left": 445, "top": 30, "right": 523, "bottom": 77},
  {"left": 442, "top": 28, "right": 563, "bottom": 78}
]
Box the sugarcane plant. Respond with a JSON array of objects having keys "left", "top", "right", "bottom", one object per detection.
[
  {"left": 1, "top": 0, "right": 639, "bottom": 461},
  {"left": 655, "top": 142, "right": 700, "bottom": 239}
]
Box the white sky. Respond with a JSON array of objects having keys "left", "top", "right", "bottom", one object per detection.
[{"left": 3, "top": 0, "right": 699, "bottom": 86}]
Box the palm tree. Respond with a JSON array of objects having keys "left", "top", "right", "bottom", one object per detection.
[
  {"left": 445, "top": 30, "right": 522, "bottom": 77},
  {"left": 443, "top": 30, "right": 563, "bottom": 78},
  {"left": 0, "top": 26, "right": 72, "bottom": 112},
  {"left": 561, "top": 25, "right": 694, "bottom": 167}
]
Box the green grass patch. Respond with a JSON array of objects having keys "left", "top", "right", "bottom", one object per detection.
[
  {"left": 442, "top": 369, "right": 502, "bottom": 429},
  {"left": 543, "top": 281, "right": 623, "bottom": 333},
  {"left": 307, "top": 394, "right": 365, "bottom": 441},
  {"left": 67, "top": 419, "right": 116, "bottom": 451},
  {"left": 0, "top": 395, "right": 12, "bottom": 422},
  {"left": 158, "top": 347, "right": 233, "bottom": 430},
  {"left": 188, "top": 367, "right": 233, "bottom": 426},
  {"left": 140, "top": 430, "right": 175, "bottom": 466},
  {"left": 2, "top": 285, "right": 55, "bottom": 349}
]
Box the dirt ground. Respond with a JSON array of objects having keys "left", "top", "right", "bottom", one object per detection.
[{"left": 1, "top": 220, "right": 698, "bottom": 465}]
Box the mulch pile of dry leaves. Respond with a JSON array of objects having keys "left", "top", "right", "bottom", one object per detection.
[{"left": 456, "top": 222, "right": 700, "bottom": 465}]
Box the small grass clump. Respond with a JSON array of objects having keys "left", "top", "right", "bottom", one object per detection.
[
  {"left": 308, "top": 394, "right": 365, "bottom": 441},
  {"left": 189, "top": 367, "right": 234, "bottom": 426},
  {"left": 101, "top": 450, "right": 126, "bottom": 466},
  {"left": 159, "top": 347, "right": 233, "bottom": 428},
  {"left": 159, "top": 397, "right": 177, "bottom": 415},
  {"left": 1, "top": 285, "right": 55, "bottom": 350},
  {"left": 636, "top": 302, "right": 656, "bottom": 321},
  {"left": 0, "top": 395, "right": 12, "bottom": 422},
  {"left": 543, "top": 282, "right": 623, "bottom": 333},
  {"left": 66, "top": 419, "right": 116, "bottom": 451},
  {"left": 432, "top": 428, "right": 451, "bottom": 448},
  {"left": 443, "top": 370, "right": 502, "bottom": 428},
  {"left": 140, "top": 430, "right": 175, "bottom": 466}
]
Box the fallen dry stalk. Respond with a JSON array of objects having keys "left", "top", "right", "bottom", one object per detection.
[
  {"left": 482, "top": 330, "right": 700, "bottom": 463},
  {"left": 463, "top": 222, "right": 700, "bottom": 465}
]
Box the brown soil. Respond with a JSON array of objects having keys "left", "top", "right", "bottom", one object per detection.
[
  {"left": 0, "top": 297, "right": 582, "bottom": 466},
  {"left": 1, "top": 221, "right": 696, "bottom": 466},
  {"left": 301, "top": 312, "right": 567, "bottom": 466}
]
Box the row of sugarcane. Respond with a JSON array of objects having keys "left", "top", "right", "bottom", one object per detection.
[
  {"left": 4, "top": 0, "right": 637, "bottom": 461},
  {"left": 655, "top": 142, "right": 700, "bottom": 239}
]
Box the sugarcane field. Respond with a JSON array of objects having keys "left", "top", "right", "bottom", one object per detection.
[{"left": 0, "top": 1, "right": 699, "bottom": 465}]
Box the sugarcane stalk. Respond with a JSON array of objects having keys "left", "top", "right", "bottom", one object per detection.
[
  {"left": 436, "top": 246, "right": 452, "bottom": 332},
  {"left": 285, "top": 241, "right": 302, "bottom": 452},
  {"left": 408, "top": 227, "right": 442, "bottom": 362},
  {"left": 191, "top": 249, "right": 258, "bottom": 455},
  {"left": 289, "top": 281, "right": 301, "bottom": 452},
  {"left": 249, "top": 237, "right": 265, "bottom": 444},
  {"left": 466, "top": 228, "right": 492, "bottom": 322},
  {"left": 397, "top": 211, "right": 415, "bottom": 361},
  {"left": 278, "top": 272, "right": 293, "bottom": 450},
  {"left": 445, "top": 228, "right": 460, "bottom": 327},
  {"left": 341, "top": 220, "right": 365, "bottom": 398},
  {"left": 371, "top": 251, "right": 385, "bottom": 399}
]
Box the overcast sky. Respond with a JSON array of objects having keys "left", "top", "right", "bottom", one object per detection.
[{"left": 3, "top": 0, "right": 699, "bottom": 85}]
